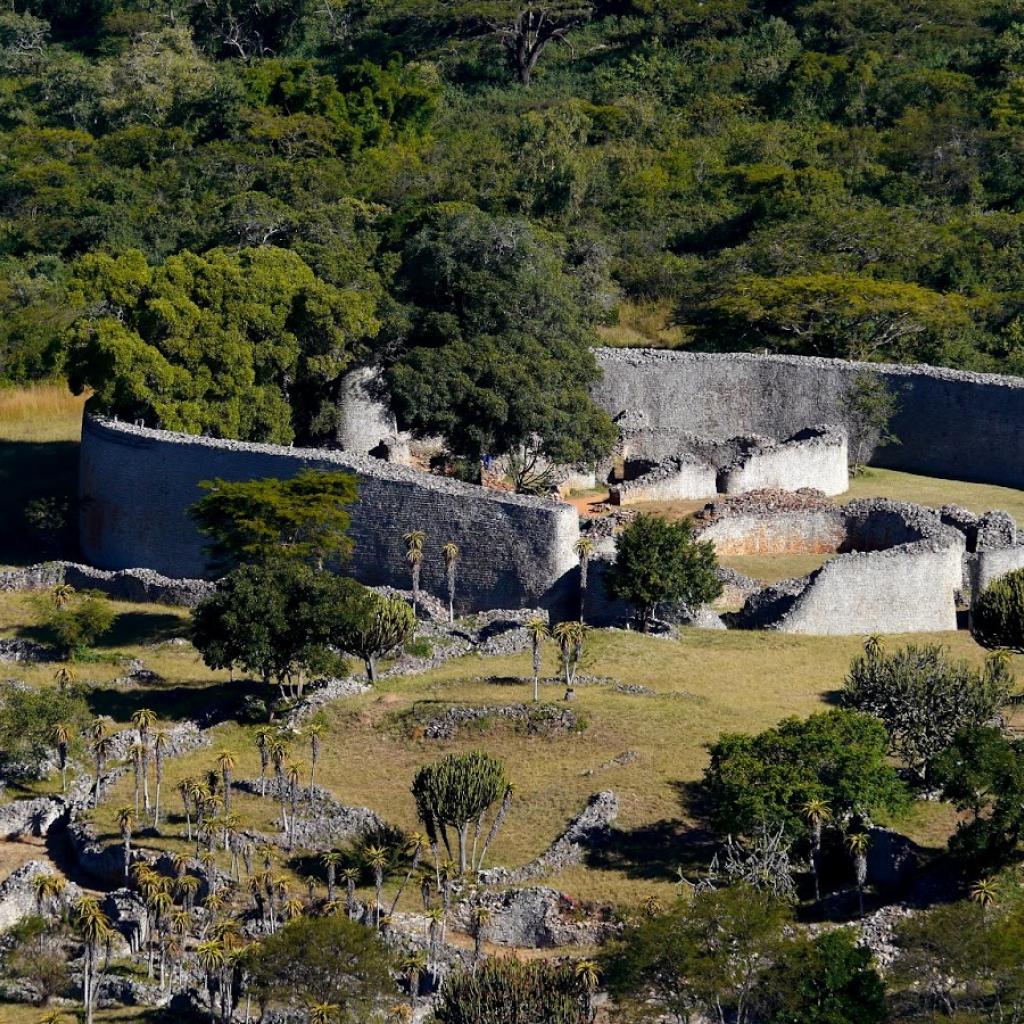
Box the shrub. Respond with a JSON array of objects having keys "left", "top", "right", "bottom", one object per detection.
[
  {"left": 972, "top": 569, "right": 1024, "bottom": 652},
  {"left": 37, "top": 590, "right": 115, "bottom": 658}
]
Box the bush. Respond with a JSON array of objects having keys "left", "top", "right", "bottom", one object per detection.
[
  {"left": 36, "top": 590, "right": 116, "bottom": 658},
  {"left": 0, "top": 682, "right": 89, "bottom": 777},
  {"left": 972, "top": 569, "right": 1024, "bottom": 652},
  {"left": 843, "top": 640, "right": 1014, "bottom": 781},
  {"left": 604, "top": 514, "right": 722, "bottom": 630}
]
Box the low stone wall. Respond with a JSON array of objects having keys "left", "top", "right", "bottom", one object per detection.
[
  {"left": 79, "top": 414, "right": 580, "bottom": 615},
  {"left": 0, "top": 562, "right": 212, "bottom": 607},
  {"left": 609, "top": 455, "right": 716, "bottom": 505},
  {"left": 717, "top": 427, "right": 848, "bottom": 497}
]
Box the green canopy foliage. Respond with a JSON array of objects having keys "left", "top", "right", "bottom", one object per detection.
[
  {"left": 703, "top": 709, "right": 906, "bottom": 841},
  {"left": 189, "top": 469, "right": 358, "bottom": 573},
  {"left": 0, "top": 680, "right": 89, "bottom": 776},
  {"left": 972, "top": 568, "right": 1024, "bottom": 653},
  {"left": 604, "top": 513, "right": 722, "bottom": 629}
]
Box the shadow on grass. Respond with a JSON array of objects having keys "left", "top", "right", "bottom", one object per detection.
[
  {"left": 587, "top": 818, "right": 718, "bottom": 883},
  {"left": 86, "top": 678, "right": 255, "bottom": 725},
  {"left": 0, "top": 438, "right": 80, "bottom": 565},
  {"left": 17, "top": 609, "right": 188, "bottom": 650}
]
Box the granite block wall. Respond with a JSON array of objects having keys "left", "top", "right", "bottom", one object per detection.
[
  {"left": 79, "top": 415, "right": 580, "bottom": 614},
  {"left": 698, "top": 510, "right": 847, "bottom": 556},
  {"left": 593, "top": 348, "right": 1024, "bottom": 487},
  {"left": 717, "top": 428, "right": 848, "bottom": 496},
  {"left": 609, "top": 455, "right": 716, "bottom": 505}
]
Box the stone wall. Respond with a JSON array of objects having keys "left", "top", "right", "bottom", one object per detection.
[
  {"left": 79, "top": 415, "right": 580, "bottom": 614},
  {"left": 334, "top": 367, "right": 408, "bottom": 459},
  {"left": 593, "top": 348, "right": 1024, "bottom": 488},
  {"left": 698, "top": 509, "right": 846, "bottom": 556},
  {"left": 609, "top": 455, "right": 716, "bottom": 505},
  {"left": 717, "top": 427, "right": 848, "bottom": 496},
  {"left": 0, "top": 562, "right": 212, "bottom": 607}
]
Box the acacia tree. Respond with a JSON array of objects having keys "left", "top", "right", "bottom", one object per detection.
[
  {"left": 605, "top": 514, "right": 722, "bottom": 631},
  {"left": 412, "top": 752, "right": 512, "bottom": 875},
  {"left": 190, "top": 469, "right": 358, "bottom": 574}
]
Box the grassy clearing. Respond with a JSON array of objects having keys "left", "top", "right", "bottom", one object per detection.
[
  {"left": 719, "top": 552, "right": 834, "bottom": 582},
  {"left": 64, "top": 610, "right": 1009, "bottom": 908},
  {"left": 0, "top": 383, "right": 85, "bottom": 566},
  {"left": 597, "top": 300, "right": 684, "bottom": 349},
  {"left": 0, "top": 1005, "right": 160, "bottom": 1023}
]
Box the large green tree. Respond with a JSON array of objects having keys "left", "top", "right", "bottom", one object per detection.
[
  {"left": 66, "top": 246, "right": 379, "bottom": 444},
  {"left": 386, "top": 206, "right": 616, "bottom": 490},
  {"left": 703, "top": 709, "right": 906, "bottom": 841}
]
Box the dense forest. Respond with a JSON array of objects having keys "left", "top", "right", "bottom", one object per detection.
[{"left": 2, "top": 0, "right": 1023, "bottom": 449}]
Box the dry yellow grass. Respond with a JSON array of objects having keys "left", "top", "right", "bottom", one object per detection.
[
  {"left": 597, "top": 300, "right": 684, "bottom": 349},
  {"left": 0, "top": 383, "right": 86, "bottom": 442}
]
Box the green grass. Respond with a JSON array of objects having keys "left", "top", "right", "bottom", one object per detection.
[{"left": 719, "top": 552, "right": 834, "bottom": 582}]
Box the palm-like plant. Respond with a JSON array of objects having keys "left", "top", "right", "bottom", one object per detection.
[
  {"left": 526, "top": 618, "right": 549, "bottom": 702},
  {"left": 574, "top": 958, "right": 600, "bottom": 1022},
  {"left": 552, "top": 620, "right": 587, "bottom": 699},
  {"left": 971, "top": 877, "right": 999, "bottom": 917},
  {"left": 116, "top": 806, "right": 134, "bottom": 880},
  {"left": 399, "top": 950, "right": 428, "bottom": 1008},
  {"left": 216, "top": 750, "right": 236, "bottom": 816},
  {"left": 801, "top": 798, "right": 832, "bottom": 902},
  {"left": 403, "top": 529, "right": 426, "bottom": 612},
  {"left": 91, "top": 729, "right": 112, "bottom": 808},
  {"left": 131, "top": 707, "right": 156, "bottom": 813},
  {"left": 54, "top": 664, "right": 78, "bottom": 691},
  {"left": 471, "top": 904, "right": 492, "bottom": 960},
  {"left": 340, "top": 866, "right": 359, "bottom": 919},
  {"left": 195, "top": 939, "right": 226, "bottom": 1020},
  {"left": 51, "top": 721, "right": 72, "bottom": 793},
  {"left": 287, "top": 761, "right": 302, "bottom": 849},
  {"left": 33, "top": 872, "right": 66, "bottom": 918},
  {"left": 364, "top": 844, "right": 389, "bottom": 929},
  {"left": 320, "top": 850, "right": 342, "bottom": 903},
  {"left": 846, "top": 831, "right": 870, "bottom": 918},
  {"left": 72, "top": 895, "right": 113, "bottom": 1024},
  {"left": 441, "top": 542, "right": 459, "bottom": 622},
  {"left": 51, "top": 582, "right": 74, "bottom": 609},
  {"left": 177, "top": 778, "right": 194, "bottom": 840},
  {"left": 309, "top": 1003, "right": 341, "bottom": 1024},
  {"left": 307, "top": 721, "right": 325, "bottom": 789},
  {"left": 254, "top": 727, "right": 272, "bottom": 797},
  {"left": 129, "top": 742, "right": 146, "bottom": 815},
  {"left": 270, "top": 738, "right": 288, "bottom": 828},
  {"left": 152, "top": 730, "right": 167, "bottom": 827},
  {"left": 573, "top": 537, "right": 595, "bottom": 622}
]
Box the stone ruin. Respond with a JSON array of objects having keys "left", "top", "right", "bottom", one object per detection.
[{"left": 609, "top": 424, "right": 849, "bottom": 505}]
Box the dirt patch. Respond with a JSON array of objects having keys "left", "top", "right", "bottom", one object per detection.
[{"left": 0, "top": 836, "right": 59, "bottom": 881}]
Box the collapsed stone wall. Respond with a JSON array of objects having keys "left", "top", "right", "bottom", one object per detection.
[
  {"left": 0, "top": 561, "right": 212, "bottom": 606},
  {"left": 593, "top": 348, "right": 1024, "bottom": 488},
  {"left": 708, "top": 499, "right": 965, "bottom": 635},
  {"left": 79, "top": 415, "right": 580, "bottom": 614},
  {"left": 716, "top": 427, "right": 848, "bottom": 496},
  {"left": 609, "top": 454, "right": 716, "bottom": 505}
]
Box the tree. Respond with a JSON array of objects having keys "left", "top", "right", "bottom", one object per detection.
[
  {"left": 442, "top": 542, "right": 459, "bottom": 623},
  {"left": 307, "top": 719, "right": 325, "bottom": 789},
  {"left": 526, "top": 617, "right": 549, "bottom": 702},
  {"left": 51, "top": 721, "right": 72, "bottom": 793},
  {"left": 217, "top": 750, "right": 236, "bottom": 816},
  {"left": 0, "top": 682, "right": 88, "bottom": 780},
  {"left": 842, "top": 372, "right": 901, "bottom": 471},
  {"left": 436, "top": 957, "right": 591, "bottom": 1024},
  {"left": 843, "top": 640, "right": 1014, "bottom": 782},
  {"left": 604, "top": 515, "right": 722, "bottom": 631},
  {"left": 153, "top": 730, "right": 167, "bottom": 827},
  {"left": 703, "top": 709, "right": 905, "bottom": 842},
  {"left": 191, "top": 561, "right": 349, "bottom": 698},
  {"left": 386, "top": 207, "right": 616, "bottom": 491},
  {"left": 386, "top": 2, "right": 596, "bottom": 87},
  {"left": 66, "top": 247, "right": 379, "bottom": 446},
  {"left": 573, "top": 537, "right": 593, "bottom": 622},
  {"left": 116, "top": 806, "right": 134, "bottom": 880},
  {"left": 972, "top": 569, "right": 1024, "bottom": 652},
  {"left": 412, "top": 751, "right": 511, "bottom": 874},
  {"left": 754, "top": 930, "right": 886, "bottom": 1024},
  {"left": 189, "top": 469, "right": 357, "bottom": 574},
  {"left": 330, "top": 589, "right": 416, "bottom": 683},
  {"left": 131, "top": 707, "right": 156, "bottom": 814},
  {"left": 603, "top": 885, "right": 790, "bottom": 1024},
  {"left": 248, "top": 915, "right": 395, "bottom": 1016}
]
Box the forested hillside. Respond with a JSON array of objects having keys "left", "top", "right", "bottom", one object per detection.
[{"left": 1, "top": 0, "right": 1022, "bottom": 445}]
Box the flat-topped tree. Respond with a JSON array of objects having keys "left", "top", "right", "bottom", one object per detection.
[{"left": 189, "top": 469, "right": 357, "bottom": 574}]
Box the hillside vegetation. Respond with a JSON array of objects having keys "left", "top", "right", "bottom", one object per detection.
[{"left": 1, "top": 0, "right": 1023, "bottom": 450}]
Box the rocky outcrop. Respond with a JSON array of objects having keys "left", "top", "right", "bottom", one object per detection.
[{"left": 0, "top": 860, "right": 82, "bottom": 930}]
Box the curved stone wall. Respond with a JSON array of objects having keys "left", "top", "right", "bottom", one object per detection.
[
  {"left": 79, "top": 415, "right": 579, "bottom": 614},
  {"left": 593, "top": 348, "right": 1024, "bottom": 488}
]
